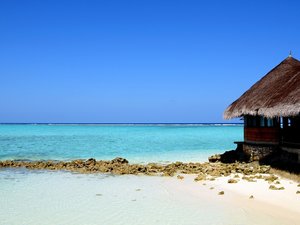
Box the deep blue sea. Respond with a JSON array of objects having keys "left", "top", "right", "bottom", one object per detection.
[{"left": 0, "top": 124, "right": 243, "bottom": 163}]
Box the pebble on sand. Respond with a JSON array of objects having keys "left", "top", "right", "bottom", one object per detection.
[
  {"left": 228, "top": 178, "right": 238, "bottom": 184},
  {"left": 269, "top": 185, "right": 285, "bottom": 190},
  {"left": 177, "top": 175, "right": 184, "bottom": 180}
]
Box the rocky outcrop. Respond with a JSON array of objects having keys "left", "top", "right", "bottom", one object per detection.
[
  {"left": 208, "top": 148, "right": 250, "bottom": 163},
  {"left": 111, "top": 157, "right": 129, "bottom": 164},
  {"left": 0, "top": 157, "right": 272, "bottom": 178}
]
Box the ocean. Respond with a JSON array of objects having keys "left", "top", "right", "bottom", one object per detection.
[
  {"left": 0, "top": 124, "right": 296, "bottom": 225},
  {"left": 0, "top": 124, "right": 243, "bottom": 163}
]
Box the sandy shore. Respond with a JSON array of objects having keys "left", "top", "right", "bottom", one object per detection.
[
  {"left": 169, "top": 173, "right": 300, "bottom": 225},
  {"left": 0, "top": 167, "right": 299, "bottom": 225},
  {"left": 1, "top": 158, "right": 299, "bottom": 224}
]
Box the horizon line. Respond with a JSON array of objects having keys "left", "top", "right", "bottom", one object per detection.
[{"left": 0, "top": 122, "right": 243, "bottom": 125}]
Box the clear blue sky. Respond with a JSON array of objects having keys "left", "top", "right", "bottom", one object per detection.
[{"left": 0, "top": 0, "right": 299, "bottom": 123}]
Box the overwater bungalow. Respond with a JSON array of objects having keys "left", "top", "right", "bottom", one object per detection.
[{"left": 224, "top": 54, "right": 300, "bottom": 163}]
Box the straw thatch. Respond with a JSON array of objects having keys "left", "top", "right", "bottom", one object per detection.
[{"left": 224, "top": 56, "right": 300, "bottom": 119}]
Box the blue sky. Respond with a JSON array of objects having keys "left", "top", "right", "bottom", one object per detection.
[{"left": 0, "top": 0, "right": 299, "bottom": 123}]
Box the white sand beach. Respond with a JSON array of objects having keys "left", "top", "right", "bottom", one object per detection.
[
  {"left": 0, "top": 169, "right": 299, "bottom": 225},
  {"left": 171, "top": 174, "right": 300, "bottom": 225}
]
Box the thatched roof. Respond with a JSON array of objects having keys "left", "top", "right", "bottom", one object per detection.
[{"left": 224, "top": 56, "right": 300, "bottom": 119}]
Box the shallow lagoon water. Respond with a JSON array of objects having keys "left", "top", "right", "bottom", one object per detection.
[
  {"left": 0, "top": 169, "right": 227, "bottom": 225},
  {"left": 4, "top": 124, "right": 284, "bottom": 225},
  {"left": 0, "top": 168, "right": 292, "bottom": 225},
  {"left": 0, "top": 124, "right": 242, "bottom": 162}
]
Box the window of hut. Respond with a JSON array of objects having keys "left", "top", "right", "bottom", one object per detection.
[
  {"left": 260, "top": 117, "right": 265, "bottom": 127},
  {"left": 288, "top": 118, "right": 292, "bottom": 127},
  {"left": 266, "top": 118, "right": 274, "bottom": 127}
]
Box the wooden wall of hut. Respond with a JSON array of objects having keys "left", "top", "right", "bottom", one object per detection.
[
  {"left": 244, "top": 116, "right": 280, "bottom": 144},
  {"left": 244, "top": 127, "right": 280, "bottom": 144}
]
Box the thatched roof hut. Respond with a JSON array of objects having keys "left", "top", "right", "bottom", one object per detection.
[{"left": 224, "top": 56, "right": 300, "bottom": 119}]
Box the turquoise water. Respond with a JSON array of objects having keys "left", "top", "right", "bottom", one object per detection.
[
  {"left": 0, "top": 168, "right": 295, "bottom": 225},
  {"left": 1, "top": 125, "right": 297, "bottom": 225},
  {"left": 0, "top": 169, "right": 231, "bottom": 225},
  {"left": 0, "top": 124, "right": 243, "bottom": 162}
]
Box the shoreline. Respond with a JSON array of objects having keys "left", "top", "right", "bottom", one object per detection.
[
  {"left": 1, "top": 165, "right": 299, "bottom": 225},
  {"left": 1, "top": 157, "right": 299, "bottom": 180},
  {"left": 0, "top": 157, "right": 272, "bottom": 175},
  {"left": 1, "top": 157, "right": 299, "bottom": 196},
  {"left": 0, "top": 158, "right": 299, "bottom": 225}
]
